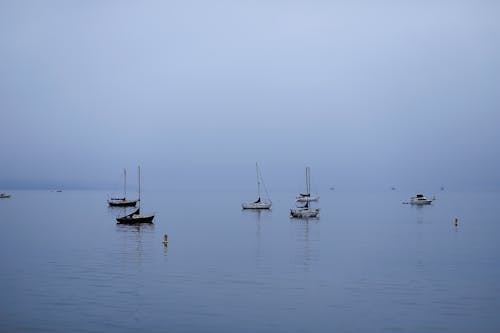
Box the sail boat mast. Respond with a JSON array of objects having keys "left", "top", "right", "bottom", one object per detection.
[
  {"left": 124, "top": 168, "right": 127, "bottom": 198},
  {"left": 295, "top": 166, "right": 319, "bottom": 203},
  {"left": 306, "top": 167, "right": 311, "bottom": 195},
  {"left": 256, "top": 162, "right": 261, "bottom": 199},
  {"left": 307, "top": 167, "right": 311, "bottom": 195},
  {"left": 138, "top": 165, "right": 141, "bottom": 205}
]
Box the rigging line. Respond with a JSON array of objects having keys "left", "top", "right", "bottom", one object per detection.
[
  {"left": 256, "top": 162, "right": 261, "bottom": 199},
  {"left": 256, "top": 162, "right": 270, "bottom": 200},
  {"left": 260, "top": 169, "right": 271, "bottom": 200}
]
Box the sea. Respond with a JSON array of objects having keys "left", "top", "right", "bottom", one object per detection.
[{"left": 0, "top": 189, "right": 499, "bottom": 333}]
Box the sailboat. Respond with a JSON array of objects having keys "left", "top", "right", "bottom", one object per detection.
[
  {"left": 291, "top": 167, "right": 320, "bottom": 218},
  {"left": 108, "top": 169, "right": 138, "bottom": 207},
  {"left": 295, "top": 167, "right": 319, "bottom": 202},
  {"left": 242, "top": 163, "right": 272, "bottom": 209},
  {"left": 290, "top": 200, "right": 320, "bottom": 218},
  {"left": 116, "top": 166, "right": 154, "bottom": 224}
]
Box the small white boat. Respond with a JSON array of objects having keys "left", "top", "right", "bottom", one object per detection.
[
  {"left": 290, "top": 201, "right": 320, "bottom": 218},
  {"left": 409, "top": 194, "right": 433, "bottom": 205},
  {"left": 295, "top": 167, "right": 319, "bottom": 202},
  {"left": 296, "top": 194, "right": 319, "bottom": 202},
  {"left": 0, "top": 193, "right": 11, "bottom": 199},
  {"left": 242, "top": 198, "right": 272, "bottom": 210},
  {"left": 242, "top": 163, "right": 272, "bottom": 210}
]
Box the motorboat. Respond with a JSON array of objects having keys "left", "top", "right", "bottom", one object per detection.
[{"left": 409, "top": 194, "right": 433, "bottom": 205}]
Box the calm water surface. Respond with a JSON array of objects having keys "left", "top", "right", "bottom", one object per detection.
[{"left": 1, "top": 190, "right": 499, "bottom": 332}]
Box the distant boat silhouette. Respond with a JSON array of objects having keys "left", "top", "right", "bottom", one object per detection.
[
  {"left": 0, "top": 193, "right": 11, "bottom": 199},
  {"left": 242, "top": 162, "right": 272, "bottom": 210},
  {"left": 116, "top": 166, "right": 154, "bottom": 224},
  {"left": 108, "top": 168, "right": 138, "bottom": 207}
]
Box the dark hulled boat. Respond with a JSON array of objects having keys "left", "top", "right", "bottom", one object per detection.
[
  {"left": 116, "top": 166, "right": 154, "bottom": 224},
  {"left": 108, "top": 198, "right": 138, "bottom": 207},
  {"left": 116, "top": 208, "right": 154, "bottom": 224},
  {"left": 108, "top": 169, "right": 138, "bottom": 207}
]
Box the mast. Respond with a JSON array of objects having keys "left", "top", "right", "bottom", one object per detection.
[
  {"left": 256, "top": 162, "right": 261, "bottom": 199},
  {"left": 305, "top": 167, "right": 310, "bottom": 196},
  {"left": 308, "top": 167, "right": 311, "bottom": 195},
  {"left": 124, "top": 168, "right": 127, "bottom": 198},
  {"left": 138, "top": 165, "right": 141, "bottom": 207}
]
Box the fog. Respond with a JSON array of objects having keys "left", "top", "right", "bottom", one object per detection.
[{"left": 1, "top": 0, "right": 499, "bottom": 192}]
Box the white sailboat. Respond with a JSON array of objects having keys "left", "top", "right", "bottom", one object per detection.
[
  {"left": 242, "top": 163, "right": 272, "bottom": 209},
  {"left": 290, "top": 200, "right": 320, "bottom": 218},
  {"left": 296, "top": 167, "right": 319, "bottom": 202},
  {"left": 116, "top": 166, "right": 154, "bottom": 224},
  {"left": 291, "top": 167, "right": 320, "bottom": 218}
]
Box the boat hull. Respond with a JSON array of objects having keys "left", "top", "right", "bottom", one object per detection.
[
  {"left": 296, "top": 196, "right": 319, "bottom": 202},
  {"left": 108, "top": 200, "right": 138, "bottom": 207},
  {"left": 409, "top": 200, "right": 432, "bottom": 205},
  {"left": 290, "top": 208, "right": 320, "bottom": 218},
  {"left": 116, "top": 214, "right": 154, "bottom": 224},
  {"left": 242, "top": 201, "right": 272, "bottom": 209}
]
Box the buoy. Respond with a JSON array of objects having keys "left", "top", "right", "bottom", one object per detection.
[
  {"left": 163, "top": 234, "right": 168, "bottom": 245},
  {"left": 454, "top": 218, "right": 458, "bottom": 227}
]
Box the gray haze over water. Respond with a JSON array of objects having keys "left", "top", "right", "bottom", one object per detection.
[{"left": 1, "top": 0, "right": 499, "bottom": 191}]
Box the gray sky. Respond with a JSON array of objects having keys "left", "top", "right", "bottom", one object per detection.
[{"left": 1, "top": 0, "right": 499, "bottom": 192}]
